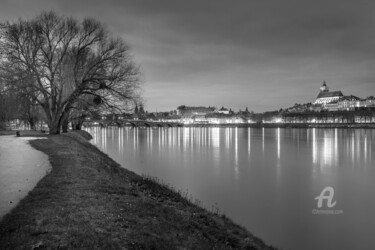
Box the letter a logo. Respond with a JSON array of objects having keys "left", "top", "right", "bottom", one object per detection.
[{"left": 315, "top": 186, "right": 337, "bottom": 208}]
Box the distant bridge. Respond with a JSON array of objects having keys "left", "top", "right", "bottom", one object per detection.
[{"left": 83, "top": 119, "right": 184, "bottom": 128}]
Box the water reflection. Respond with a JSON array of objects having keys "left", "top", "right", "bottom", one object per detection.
[
  {"left": 312, "top": 128, "right": 317, "bottom": 164},
  {"left": 118, "top": 127, "right": 123, "bottom": 154},
  {"left": 248, "top": 128, "right": 251, "bottom": 158},
  {"left": 364, "top": 136, "right": 367, "bottom": 163},
  {"left": 262, "top": 127, "right": 265, "bottom": 154},
  {"left": 234, "top": 128, "right": 239, "bottom": 179},
  {"left": 225, "top": 128, "right": 230, "bottom": 149},
  {"left": 86, "top": 126, "right": 375, "bottom": 250},
  {"left": 90, "top": 126, "right": 375, "bottom": 182},
  {"left": 211, "top": 127, "right": 220, "bottom": 149},
  {"left": 322, "top": 130, "right": 335, "bottom": 167},
  {"left": 277, "top": 128, "right": 280, "bottom": 160}
]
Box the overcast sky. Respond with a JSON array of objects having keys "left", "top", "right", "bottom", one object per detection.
[{"left": 1, "top": 0, "right": 375, "bottom": 112}]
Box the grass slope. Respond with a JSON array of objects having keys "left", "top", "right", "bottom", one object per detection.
[{"left": 0, "top": 131, "right": 275, "bottom": 249}]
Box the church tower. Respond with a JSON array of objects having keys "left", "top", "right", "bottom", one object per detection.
[
  {"left": 320, "top": 81, "right": 329, "bottom": 92},
  {"left": 314, "top": 81, "right": 343, "bottom": 105}
]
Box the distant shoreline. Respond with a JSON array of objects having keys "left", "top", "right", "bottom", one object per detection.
[
  {"left": 83, "top": 122, "right": 375, "bottom": 129},
  {"left": 185, "top": 123, "right": 375, "bottom": 129}
]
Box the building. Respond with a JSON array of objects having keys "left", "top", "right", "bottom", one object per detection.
[
  {"left": 324, "top": 102, "right": 340, "bottom": 112},
  {"left": 360, "top": 96, "right": 375, "bottom": 108},
  {"left": 176, "top": 105, "right": 216, "bottom": 117},
  {"left": 314, "top": 82, "right": 344, "bottom": 105},
  {"left": 217, "top": 107, "right": 230, "bottom": 114},
  {"left": 309, "top": 104, "right": 322, "bottom": 112},
  {"left": 205, "top": 113, "right": 247, "bottom": 124},
  {"left": 336, "top": 95, "right": 361, "bottom": 111}
]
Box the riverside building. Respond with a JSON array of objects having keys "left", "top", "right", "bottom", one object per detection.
[{"left": 314, "top": 82, "right": 344, "bottom": 105}]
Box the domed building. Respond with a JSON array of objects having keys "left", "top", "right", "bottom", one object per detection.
[{"left": 314, "top": 81, "right": 344, "bottom": 105}]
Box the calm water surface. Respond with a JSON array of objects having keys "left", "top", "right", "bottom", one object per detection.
[{"left": 86, "top": 127, "right": 375, "bottom": 250}]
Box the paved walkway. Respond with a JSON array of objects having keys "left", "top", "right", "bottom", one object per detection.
[{"left": 0, "top": 136, "right": 51, "bottom": 219}]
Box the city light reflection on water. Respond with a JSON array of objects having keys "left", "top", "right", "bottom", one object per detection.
[{"left": 87, "top": 126, "right": 375, "bottom": 250}]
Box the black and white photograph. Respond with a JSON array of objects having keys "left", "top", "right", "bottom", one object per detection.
[{"left": 1, "top": 1, "right": 375, "bottom": 249}]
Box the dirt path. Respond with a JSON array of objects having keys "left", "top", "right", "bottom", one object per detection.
[{"left": 0, "top": 136, "right": 50, "bottom": 219}]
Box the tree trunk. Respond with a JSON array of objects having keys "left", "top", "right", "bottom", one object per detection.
[
  {"left": 62, "top": 119, "right": 69, "bottom": 133},
  {"left": 0, "top": 120, "right": 6, "bottom": 130},
  {"left": 60, "top": 110, "right": 71, "bottom": 133},
  {"left": 72, "top": 117, "right": 84, "bottom": 130},
  {"left": 48, "top": 120, "right": 60, "bottom": 135},
  {"left": 29, "top": 119, "right": 36, "bottom": 130},
  {"left": 75, "top": 122, "right": 82, "bottom": 130}
]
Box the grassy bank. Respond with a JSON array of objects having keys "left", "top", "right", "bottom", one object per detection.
[{"left": 0, "top": 130, "right": 275, "bottom": 249}]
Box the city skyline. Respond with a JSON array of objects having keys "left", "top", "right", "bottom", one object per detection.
[{"left": 1, "top": 0, "right": 375, "bottom": 112}]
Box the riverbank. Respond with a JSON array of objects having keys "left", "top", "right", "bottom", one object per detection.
[{"left": 0, "top": 130, "right": 275, "bottom": 249}]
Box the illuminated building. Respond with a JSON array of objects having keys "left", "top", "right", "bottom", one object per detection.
[{"left": 314, "top": 82, "right": 343, "bottom": 105}]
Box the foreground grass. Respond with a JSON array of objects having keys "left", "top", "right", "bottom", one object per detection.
[{"left": 0, "top": 131, "right": 275, "bottom": 249}]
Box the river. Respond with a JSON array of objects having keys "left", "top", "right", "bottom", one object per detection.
[{"left": 86, "top": 126, "right": 375, "bottom": 250}]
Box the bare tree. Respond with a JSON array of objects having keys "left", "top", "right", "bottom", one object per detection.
[
  {"left": 61, "top": 94, "right": 100, "bottom": 132},
  {"left": 0, "top": 82, "right": 10, "bottom": 130},
  {"left": 15, "top": 93, "right": 44, "bottom": 130},
  {"left": 0, "top": 80, "right": 19, "bottom": 129},
  {"left": 0, "top": 11, "right": 140, "bottom": 134}
]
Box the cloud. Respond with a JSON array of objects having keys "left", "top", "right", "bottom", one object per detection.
[{"left": 1, "top": 0, "right": 374, "bottom": 111}]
